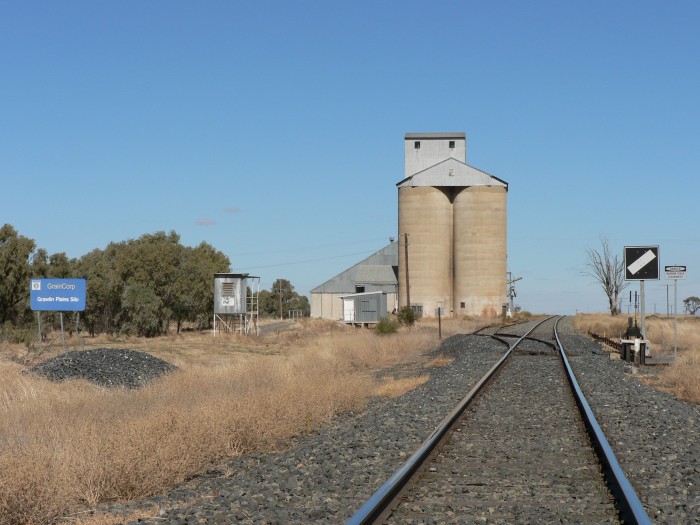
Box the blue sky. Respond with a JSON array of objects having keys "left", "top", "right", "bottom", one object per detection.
[{"left": 2, "top": 1, "right": 698, "bottom": 315}]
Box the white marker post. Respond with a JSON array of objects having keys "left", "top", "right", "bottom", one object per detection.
[{"left": 665, "top": 265, "right": 686, "bottom": 362}]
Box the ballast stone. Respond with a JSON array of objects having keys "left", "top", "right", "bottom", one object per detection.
[{"left": 30, "top": 348, "right": 177, "bottom": 388}]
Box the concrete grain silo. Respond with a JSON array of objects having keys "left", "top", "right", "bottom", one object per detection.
[
  {"left": 453, "top": 186, "right": 507, "bottom": 316},
  {"left": 397, "top": 133, "right": 508, "bottom": 318},
  {"left": 398, "top": 186, "right": 453, "bottom": 317}
]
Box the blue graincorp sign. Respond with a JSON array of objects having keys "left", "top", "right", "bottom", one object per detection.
[{"left": 30, "top": 278, "right": 87, "bottom": 311}]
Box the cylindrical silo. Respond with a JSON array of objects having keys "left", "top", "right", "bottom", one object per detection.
[
  {"left": 398, "top": 186, "right": 452, "bottom": 317},
  {"left": 453, "top": 186, "right": 507, "bottom": 317}
]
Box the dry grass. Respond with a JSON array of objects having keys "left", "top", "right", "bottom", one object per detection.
[
  {"left": 374, "top": 375, "right": 430, "bottom": 398},
  {"left": 572, "top": 313, "right": 700, "bottom": 404},
  {"left": 0, "top": 316, "right": 474, "bottom": 525},
  {"left": 426, "top": 355, "right": 455, "bottom": 368},
  {"left": 415, "top": 316, "right": 493, "bottom": 340},
  {"left": 570, "top": 313, "right": 629, "bottom": 340},
  {"left": 70, "top": 505, "right": 162, "bottom": 525}
]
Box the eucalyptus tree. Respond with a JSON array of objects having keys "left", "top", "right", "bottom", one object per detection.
[
  {"left": 76, "top": 244, "right": 122, "bottom": 335},
  {"left": 172, "top": 241, "right": 230, "bottom": 332},
  {"left": 0, "top": 224, "right": 35, "bottom": 325},
  {"left": 263, "top": 279, "right": 309, "bottom": 319},
  {"left": 1, "top": 225, "right": 234, "bottom": 336},
  {"left": 115, "top": 231, "right": 182, "bottom": 336}
]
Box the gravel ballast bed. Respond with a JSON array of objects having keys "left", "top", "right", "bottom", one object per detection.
[
  {"left": 557, "top": 318, "right": 699, "bottom": 524},
  {"left": 30, "top": 348, "right": 177, "bottom": 388},
  {"left": 108, "top": 321, "right": 697, "bottom": 524},
  {"left": 116, "top": 334, "right": 507, "bottom": 524}
]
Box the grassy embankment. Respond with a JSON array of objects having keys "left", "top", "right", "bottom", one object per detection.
[
  {"left": 0, "top": 316, "right": 489, "bottom": 525},
  {"left": 572, "top": 313, "right": 700, "bottom": 404}
]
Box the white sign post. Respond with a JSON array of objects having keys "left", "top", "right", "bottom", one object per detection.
[{"left": 665, "top": 265, "right": 686, "bottom": 362}]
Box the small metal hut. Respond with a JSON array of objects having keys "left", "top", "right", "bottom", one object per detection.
[
  {"left": 213, "top": 273, "right": 260, "bottom": 335},
  {"left": 338, "top": 291, "right": 388, "bottom": 326}
]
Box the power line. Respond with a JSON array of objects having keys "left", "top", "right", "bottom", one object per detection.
[
  {"left": 233, "top": 237, "right": 389, "bottom": 257},
  {"left": 235, "top": 249, "right": 376, "bottom": 271}
]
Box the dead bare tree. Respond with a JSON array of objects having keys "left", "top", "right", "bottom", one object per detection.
[{"left": 584, "top": 237, "right": 628, "bottom": 315}]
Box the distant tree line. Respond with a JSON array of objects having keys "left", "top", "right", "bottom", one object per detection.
[
  {"left": 258, "top": 278, "right": 310, "bottom": 319},
  {"left": 1, "top": 224, "right": 309, "bottom": 340}
]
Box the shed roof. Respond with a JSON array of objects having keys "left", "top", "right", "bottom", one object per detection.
[
  {"left": 396, "top": 157, "right": 508, "bottom": 189},
  {"left": 356, "top": 265, "right": 398, "bottom": 284},
  {"left": 310, "top": 242, "right": 398, "bottom": 294}
]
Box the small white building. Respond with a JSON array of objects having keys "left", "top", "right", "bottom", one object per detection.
[{"left": 310, "top": 242, "right": 398, "bottom": 320}]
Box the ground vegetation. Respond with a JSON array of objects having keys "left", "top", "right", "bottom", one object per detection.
[
  {"left": 0, "top": 316, "right": 489, "bottom": 524},
  {"left": 397, "top": 306, "right": 417, "bottom": 326}
]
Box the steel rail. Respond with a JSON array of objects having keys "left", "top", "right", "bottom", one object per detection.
[
  {"left": 345, "top": 316, "right": 554, "bottom": 525},
  {"left": 554, "top": 316, "right": 652, "bottom": 525}
]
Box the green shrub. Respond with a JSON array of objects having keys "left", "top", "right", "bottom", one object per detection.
[
  {"left": 397, "top": 307, "right": 416, "bottom": 327},
  {"left": 375, "top": 317, "right": 399, "bottom": 335},
  {"left": 120, "top": 284, "right": 166, "bottom": 337},
  {"left": 0, "top": 322, "right": 35, "bottom": 347}
]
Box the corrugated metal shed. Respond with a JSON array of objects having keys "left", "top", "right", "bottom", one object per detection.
[
  {"left": 338, "top": 291, "right": 388, "bottom": 324},
  {"left": 310, "top": 242, "right": 398, "bottom": 294}
]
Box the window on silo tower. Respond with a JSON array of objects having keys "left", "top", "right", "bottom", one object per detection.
[
  {"left": 414, "top": 141, "right": 420, "bottom": 149},
  {"left": 449, "top": 140, "right": 455, "bottom": 149}
]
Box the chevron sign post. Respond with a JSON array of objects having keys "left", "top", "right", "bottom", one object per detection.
[{"left": 623, "top": 246, "right": 659, "bottom": 359}]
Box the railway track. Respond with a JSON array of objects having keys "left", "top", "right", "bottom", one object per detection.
[{"left": 348, "top": 317, "right": 652, "bottom": 525}]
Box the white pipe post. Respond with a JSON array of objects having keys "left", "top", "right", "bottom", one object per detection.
[
  {"left": 640, "top": 280, "right": 646, "bottom": 342},
  {"left": 674, "top": 278, "right": 678, "bottom": 362},
  {"left": 60, "top": 312, "right": 66, "bottom": 352}
]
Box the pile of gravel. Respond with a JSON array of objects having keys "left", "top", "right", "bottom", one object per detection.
[{"left": 30, "top": 348, "right": 177, "bottom": 389}]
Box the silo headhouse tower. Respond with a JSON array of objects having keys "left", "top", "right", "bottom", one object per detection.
[{"left": 398, "top": 132, "right": 508, "bottom": 318}]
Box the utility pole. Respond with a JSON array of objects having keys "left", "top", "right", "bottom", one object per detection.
[
  {"left": 506, "top": 273, "right": 522, "bottom": 314},
  {"left": 403, "top": 233, "right": 410, "bottom": 310},
  {"left": 663, "top": 284, "right": 671, "bottom": 317},
  {"left": 277, "top": 282, "right": 284, "bottom": 320}
]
